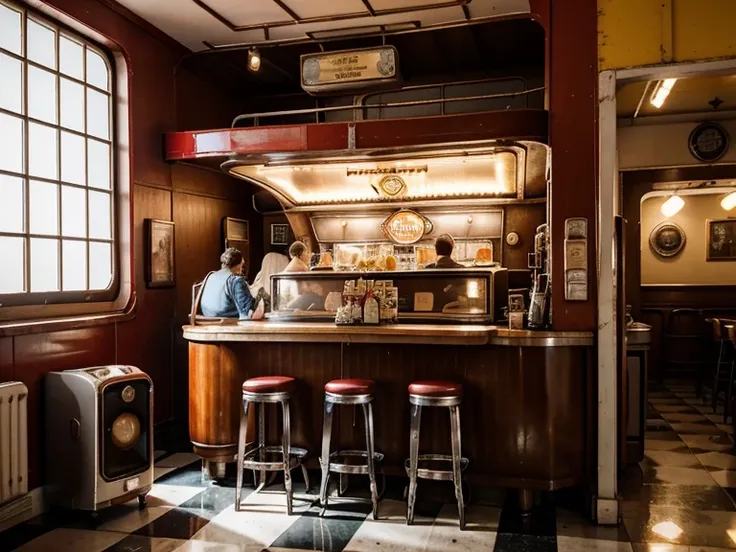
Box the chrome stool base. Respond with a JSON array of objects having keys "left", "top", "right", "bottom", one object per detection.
[
  {"left": 406, "top": 394, "right": 466, "bottom": 530},
  {"left": 235, "top": 392, "right": 307, "bottom": 516},
  {"left": 403, "top": 454, "right": 469, "bottom": 481},
  {"left": 320, "top": 395, "right": 380, "bottom": 520}
]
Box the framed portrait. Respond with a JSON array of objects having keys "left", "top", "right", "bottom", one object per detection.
[
  {"left": 271, "top": 223, "right": 289, "bottom": 246},
  {"left": 146, "top": 219, "right": 175, "bottom": 288},
  {"left": 706, "top": 219, "right": 736, "bottom": 261}
]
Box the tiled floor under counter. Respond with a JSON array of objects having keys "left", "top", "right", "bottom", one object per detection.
[{"left": 4, "top": 383, "right": 736, "bottom": 551}]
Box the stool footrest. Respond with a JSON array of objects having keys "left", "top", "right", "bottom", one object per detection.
[
  {"left": 404, "top": 454, "right": 469, "bottom": 481},
  {"left": 323, "top": 450, "right": 384, "bottom": 475},
  {"left": 242, "top": 445, "right": 308, "bottom": 472}
]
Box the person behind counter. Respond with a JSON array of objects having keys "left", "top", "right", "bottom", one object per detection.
[
  {"left": 249, "top": 252, "right": 289, "bottom": 312},
  {"left": 284, "top": 240, "right": 310, "bottom": 272},
  {"left": 424, "top": 234, "right": 464, "bottom": 269},
  {"left": 200, "top": 248, "right": 264, "bottom": 320}
]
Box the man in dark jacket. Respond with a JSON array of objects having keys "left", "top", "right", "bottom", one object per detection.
[{"left": 424, "top": 234, "right": 464, "bottom": 269}]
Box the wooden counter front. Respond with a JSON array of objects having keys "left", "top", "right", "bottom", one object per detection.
[{"left": 186, "top": 323, "right": 594, "bottom": 492}]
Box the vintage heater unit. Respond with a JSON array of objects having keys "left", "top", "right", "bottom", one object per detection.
[{"left": 45, "top": 366, "right": 153, "bottom": 511}]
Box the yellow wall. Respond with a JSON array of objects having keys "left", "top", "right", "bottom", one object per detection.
[
  {"left": 640, "top": 193, "right": 736, "bottom": 286},
  {"left": 599, "top": 0, "right": 736, "bottom": 70}
]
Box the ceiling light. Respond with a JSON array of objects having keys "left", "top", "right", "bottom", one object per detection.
[
  {"left": 650, "top": 78, "right": 677, "bottom": 108},
  {"left": 661, "top": 194, "right": 685, "bottom": 217},
  {"left": 248, "top": 47, "right": 261, "bottom": 72},
  {"left": 721, "top": 191, "right": 736, "bottom": 211}
]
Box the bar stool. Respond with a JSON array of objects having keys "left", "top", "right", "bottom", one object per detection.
[
  {"left": 235, "top": 376, "right": 309, "bottom": 515},
  {"left": 319, "top": 379, "right": 381, "bottom": 519},
  {"left": 405, "top": 380, "right": 468, "bottom": 530}
]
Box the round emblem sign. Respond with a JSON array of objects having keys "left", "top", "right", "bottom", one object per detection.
[
  {"left": 649, "top": 222, "right": 686, "bottom": 258},
  {"left": 688, "top": 122, "right": 730, "bottom": 162},
  {"left": 380, "top": 210, "right": 433, "bottom": 245}
]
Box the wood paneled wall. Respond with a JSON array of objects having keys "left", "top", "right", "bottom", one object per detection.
[{"left": 0, "top": 0, "right": 262, "bottom": 489}]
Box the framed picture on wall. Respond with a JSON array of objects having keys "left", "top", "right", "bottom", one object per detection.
[
  {"left": 223, "top": 217, "right": 250, "bottom": 276},
  {"left": 271, "top": 223, "right": 289, "bottom": 246},
  {"left": 706, "top": 219, "right": 736, "bottom": 261},
  {"left": 146, "top": 219, "right": 175, "bottom": 288},
  {"left": 224, "top": 217, "right": 249, "bottom": 243}
]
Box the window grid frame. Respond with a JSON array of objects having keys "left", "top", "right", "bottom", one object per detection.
[{"left": 0, "top": 0, "right": 117, "bottom": 304}]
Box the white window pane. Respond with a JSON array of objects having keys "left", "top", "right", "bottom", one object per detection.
[
  {"left": 88, "top": 191, "right": 110, "bottom": 239},
  {"left": 86, "top": 49, "right": 108, "bottom": 91},
  {"left": 86, "top": 88, "right": 109, "bottom": 139},
  {"left": 61, "top": 185, "right": 86, "bottom": 238},
  {"left": 60, "top": 78, "right": 84, "bottom": 132},
  {"left": 0, "top": 175, "right": 24, "bottom": 233},
  {"left": 61, "top": 131, "right": 85, "bottom": 185},
  {"left": 28, "top": 122, "right": 58, "bottom": 179},
  {"left": 59, "top": 36, "right": 83, "bottom": 80},
  {"left": 0, "top": 53, "right": 22, "bottom": 113},
  {"left": 29, "top": 180, "right": 58, "bottom": 236},
  {"left": 87, "top": 139, "right": 110, "bottom": 189},
  {"left": 0, "top": 3, "right": 22, "bottom": 55},
  {"left": 0, "top": 237, "right": 25, "bottom": 293},
  {"left": 28, "top": 66, "right": 57, "bottom": 124},
  {"left": 27, "top": 19, "right": 56, "bottom": 69},
  {"left": 62, "top": 240, "right": 86, "bottom": 291},
  {"left": 30, "top": 238, "right": 59, "bottom": 292},
  {"left": 89, "top": 241, "right": 111, "bottom": 290},
  {"left": 0, "top": 113, "right": 23, "bottom": 173}
]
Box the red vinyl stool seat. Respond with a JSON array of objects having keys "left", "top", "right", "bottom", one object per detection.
[
  {"left": 408, "top": 380, "right": 462, "bottom": 398},
  {"left": 242, "top": 376, "right": 295, "bottom": 394},
  {"left": 325, "top": 379, "right": 375, "bottom": 396}
]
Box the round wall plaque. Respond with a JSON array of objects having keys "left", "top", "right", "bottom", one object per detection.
[
  {"left": 688, "top": 121, "right": 730, "bottom": 162},
  {"left": 649, "top": 222, "right": 686, "bottom": 258}
]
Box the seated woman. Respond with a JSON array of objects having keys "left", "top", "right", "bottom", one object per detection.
[
  {"left": 249, "top": 251, "right": 289, "bottom": 313},
  {"left": 200, "top": 248, "right": 263, "bottom": 320}
]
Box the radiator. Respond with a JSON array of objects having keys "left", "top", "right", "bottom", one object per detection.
[{"left": 0, "top": 382, "right": 28, "bottom": 506}]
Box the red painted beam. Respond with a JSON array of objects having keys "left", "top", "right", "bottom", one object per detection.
[{"left": 164, "top": 110, "right": 548, "bottom": 162}]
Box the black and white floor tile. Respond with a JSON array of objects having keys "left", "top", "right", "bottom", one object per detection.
[{"left": 4, "top": 383, "right": 736, "bottom": 551}]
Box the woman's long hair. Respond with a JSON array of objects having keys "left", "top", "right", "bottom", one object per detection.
[{"left": 249, "top": 252, "right": 289, "bottom": 296}]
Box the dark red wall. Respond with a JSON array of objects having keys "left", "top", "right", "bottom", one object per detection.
[
  {"left": 0, "top": 0, "right": 262, "bottom": 489},
  {"left": 531, "top": 0, "right": 598, "bottom": 331}
]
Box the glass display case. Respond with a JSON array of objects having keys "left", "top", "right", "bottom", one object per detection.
[{"left": 269, "top": 267, "right": 508, "bottom": 324}]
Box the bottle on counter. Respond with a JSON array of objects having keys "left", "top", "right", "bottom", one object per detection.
[{"left": 363, "top": 282, "right": 380, "bottom": 325}]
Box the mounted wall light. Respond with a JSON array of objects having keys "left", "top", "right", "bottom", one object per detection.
[
  {"left": 721, "top": 191, "right": 736, "bottom": 211},
  {"left": 248, "top": 47, "right": 261, "bottom": 72},
  {"left": 661, "top": 194, "right": 685, "bottom": 217},
  {"left": 650, "top": 78, "right": 677, "bottom": 108}
]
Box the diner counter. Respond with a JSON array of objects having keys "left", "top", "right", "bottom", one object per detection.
[
  {"left": 183, "top": 322, "right": 594, "bottom": 347},
  {"left": 185, "top": 320, "right": 595, "bottom": 493}
]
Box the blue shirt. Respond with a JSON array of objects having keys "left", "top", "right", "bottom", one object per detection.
[{"left": 200, "top": 268, "right": 255, "bottom": 319}]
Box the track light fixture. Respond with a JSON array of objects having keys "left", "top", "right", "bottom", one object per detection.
[{"left": 248, "top": 47, "right": 261, "bottom": 72}]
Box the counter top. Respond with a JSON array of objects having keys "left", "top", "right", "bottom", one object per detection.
[{"left": 183, "top": 322, "right": 593, "bottom": 347}]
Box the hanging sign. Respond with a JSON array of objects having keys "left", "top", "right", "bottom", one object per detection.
[
  {"left": 380, "top": 209, "right": 433, "bottom": 245},
  {"left": 301, "top": 46, "right": 400, "bottom": 94}
]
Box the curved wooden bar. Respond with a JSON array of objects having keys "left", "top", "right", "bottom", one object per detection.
[{"left": 185, "top": 323, "right": 594, "bottom": 490}]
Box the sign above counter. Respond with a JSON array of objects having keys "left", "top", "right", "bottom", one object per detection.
[{"left": 301, "top": 46, "right": 400, "bottom": 94}]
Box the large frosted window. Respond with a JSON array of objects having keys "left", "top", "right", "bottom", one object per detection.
[{"left": 0, "top": 0, "right": 115, "bottom": 298}]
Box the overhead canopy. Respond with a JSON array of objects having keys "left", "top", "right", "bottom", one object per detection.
[{"left": 223, "top": 141, "right": 548, "bottom": 209}]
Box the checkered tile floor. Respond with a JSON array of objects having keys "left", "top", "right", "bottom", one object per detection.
[{"left": 3, "top": 383, "right": 736, "bottom": 551}]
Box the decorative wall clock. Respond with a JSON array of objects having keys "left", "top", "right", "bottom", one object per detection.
[
  {"left": 649, "top": 222, "right": 686, "bottom": 258},
  {"left": 688, "top": 121, "right": 730, "bottom": 162}
]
